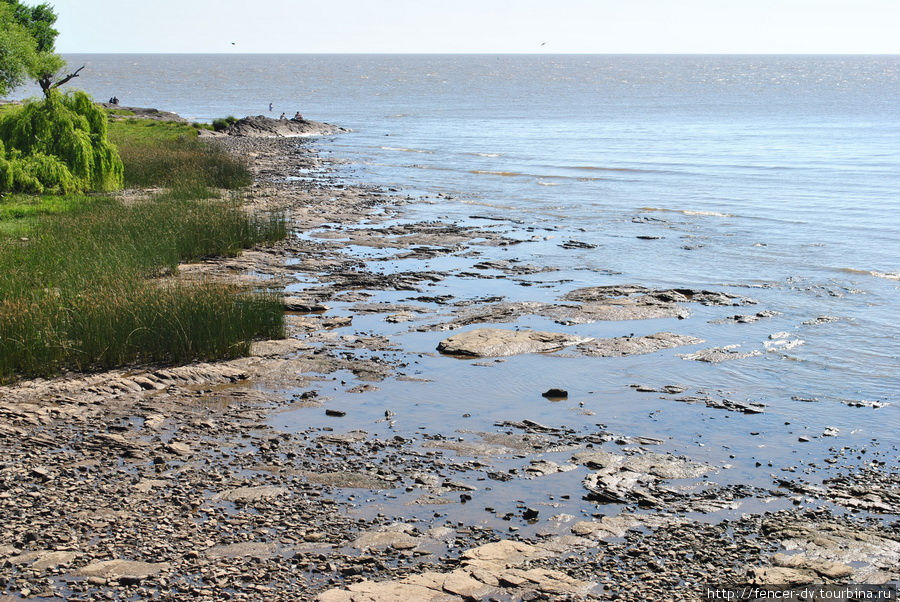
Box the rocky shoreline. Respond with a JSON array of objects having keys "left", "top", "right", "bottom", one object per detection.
[{"left": 0, "top": 129, "right": 897, "bottom": 601}]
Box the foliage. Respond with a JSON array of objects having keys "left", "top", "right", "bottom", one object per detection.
[
  {"left": 0, "top": 0, "right": 65, "bottom": 96},
  {"left": 212, "top": 115, "right": 238, "bottom": 132},
  {"left": 0, "top": 3, "right": 37, "bottom": 96},
  {"left": 0, "top": 89, "right": 124, "bottom": 193}
]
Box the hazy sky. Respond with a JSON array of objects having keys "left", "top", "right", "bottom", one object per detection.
[{"left": 54, "top": 0, "right": 900, "bottom": 54}]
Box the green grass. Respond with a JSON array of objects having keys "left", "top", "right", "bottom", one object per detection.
[
  {"left": 0, "top": 192, "right": 95, "bottom": 236},
  {"left": 109, "top": 118, "right": 251, "bottom": 189},
  {"left": 0, "top": 191, "right": 286, "bottom": 382}
]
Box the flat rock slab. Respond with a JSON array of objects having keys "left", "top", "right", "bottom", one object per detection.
[
  {"left": 679, "top": 344, "right": 762, "bottom": 363},
  {"left": 352, "top": 529, "right": 420, "bottom": 551},
  {"left": 212, "top": 486, "right": 289, "bottom": 502},
  {"left": 75, "top": 559, "right": 170, "bottom": 579},
  {"left": 302, "top": 471, "right": 394, "bottom": 489},
  {"left": 437, "top": 328, "right": 592, "bottom": 357},
  {"left": 205, "top": 542, "right": 280, "bottom": 559},
  {"left": 8, "top": 550, "right": 78, "bottom": 571},
  {"left": 576, "top": 332, "right": 703, "bottom": 357}
]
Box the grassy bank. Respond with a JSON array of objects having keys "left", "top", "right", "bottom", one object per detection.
[
  {"left": 0, "top": 113, "right": 286, "bottom": 383},
  {"left": 108, "top": 118, "right": 250, "bottom": 189}
]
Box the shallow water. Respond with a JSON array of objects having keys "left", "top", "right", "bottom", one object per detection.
[{"left": 16, "top": 54, "right": 898, "bottom": 521}]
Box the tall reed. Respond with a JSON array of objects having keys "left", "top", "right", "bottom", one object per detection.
[{"left": 0, "top": 192, "right": 286, "bottom": 383}]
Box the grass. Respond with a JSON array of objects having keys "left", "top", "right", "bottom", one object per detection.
[
  {"left": 0, "top": 192, "right": 95, "bottom": 237},
  {"left": 0, "top": 113, "right": 287, "bottom": 384},
  {"left": 0, "top": 190, "right": 286, "bottom": 382},
  {"left": 109, "top": 118, "right": 251, "bottom": 189}
]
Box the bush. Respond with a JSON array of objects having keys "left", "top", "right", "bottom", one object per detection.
[
  {"left": 0, "top": 90, "right": 124, "bottom": 193},
  {"left": 211, "top": 115, "right": 238, "bottom": 132}
]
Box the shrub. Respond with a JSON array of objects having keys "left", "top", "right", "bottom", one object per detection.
[
  {"left": 211, "top": 116, "right": 238, "bottom": 132},
  {"left": 0, "top": 90, "right": 124, "bottom": 193}
]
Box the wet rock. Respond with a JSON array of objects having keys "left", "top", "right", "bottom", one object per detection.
[
  {"left": 205, "top": 542, "right": 280, "bottom": 559},
  {"left": 576, "top": 332, "right": 703, "bottom": 357},
  {"left": 749, "top": 566, "right": 817, "bottom": 586},
  {"left": 524, "top": 459, "right": 577, "bottom": 477},
  {"left": 771, "top": 553, "right": 853, "bottom": 579},
  {"left": 574, "top": 449, "right": 712, "bottom": 506},
  {"left": 559, "top": 239, "right": 597, "bottom": 249},
  {"left": 8, "top": 550, "right": 78, "bottom": 571},
  {"left": 679, "top": 345, "right": 762, "bottom": 363},
  {"left": 437, "top": 328, "right": 592, "bottom": 357},
  {"left": 352, "top": 526, "right": 419, "bottom": 551},
  {"left": 803, "top": 315, "right": 840, "bottom": 325},
  {"left": 711, "top": 310, "right": 782, "bottom": 324},
  {"left": 282, "top": 296, "right": 329, "bottom": 312},
  {"left": 325, "top": 409, "right": 347, "bottom": 417},
  {"left": 75, "top": 559, "right": 170, "bottom": 581},
  {"left": 302, "top": 471, "right": 394, "bottom": 489},
  {"left": 212, "top": 485, "right": 290, "bottom": 503},
  {"left": 542, "top": 388, "right": 568, "bottom": 399}
]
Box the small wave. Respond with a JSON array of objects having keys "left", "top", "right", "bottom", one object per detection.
[
  {"left": 641, "top": 207, "right": 734, "bottom": 218},
  {"left": 467, "top": 152, "right": 502, "bottom": 158},
  {"left": 566, "top": 165, "right": 658, "bottom": 173},
  {"left": 836, "top": 268, "right": 900, "bottom": 280},
  {"left": 471, "top": 170, "right": 524, "bottom": 177},
  {"left": 537, "top": 181, "right": 560, "bottom": 186},
  {"left": 380, "top": 146, "right": 433, "bottom": 154}
]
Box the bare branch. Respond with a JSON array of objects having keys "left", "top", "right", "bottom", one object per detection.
[{"left": 49, "top": 65, "right": 85, "bottom": 90}]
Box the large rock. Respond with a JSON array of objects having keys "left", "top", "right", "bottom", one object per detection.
[
  {"left": 225, "top": 115, "right": 346, "bottom": 138},
  {"left": 437, "top": 328, "right": 592, "bottom": 357}
]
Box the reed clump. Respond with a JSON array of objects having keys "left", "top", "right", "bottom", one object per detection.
[{"left": 0, "top": 190, "right": 286, "bottom": 383}]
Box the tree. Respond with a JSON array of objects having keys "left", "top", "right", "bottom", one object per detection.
[
  {"left": 0, "top": 0, "right": 83, "bottom": 97},
  {"left": 0, "top": 3, "right": 36, "bottom": 96}
]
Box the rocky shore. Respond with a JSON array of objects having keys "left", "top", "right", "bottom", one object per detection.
[{"left": 0, "top": 127, "right": 897, "bottom": 601}]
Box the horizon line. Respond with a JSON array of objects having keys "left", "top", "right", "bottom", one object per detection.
[{"left": 57, "top": 51, "right": 900, "bottom": 56}]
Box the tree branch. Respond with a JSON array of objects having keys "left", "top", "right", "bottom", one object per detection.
[{"left": 49, "top": 64, "right": 84, "bottom": 90}]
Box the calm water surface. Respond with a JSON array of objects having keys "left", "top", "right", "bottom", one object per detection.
[{"left": 20, "top": 55, "right": 898, "bottom": 482}]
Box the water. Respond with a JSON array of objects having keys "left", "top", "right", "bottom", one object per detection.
[{"left": 14, "top": 54, "right": 898, "bottom": 498}]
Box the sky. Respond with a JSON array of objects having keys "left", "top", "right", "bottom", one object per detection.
[{"left": 53, "top": 0, "right": 900, "bottom": 54}]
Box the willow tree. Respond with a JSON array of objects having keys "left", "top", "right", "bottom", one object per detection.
[
  {"left": 0, "top": 90, "right": 124, "bottom": 193},
  {"left": 0, "top": 0, "right": 83, "bottom": 97}
]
